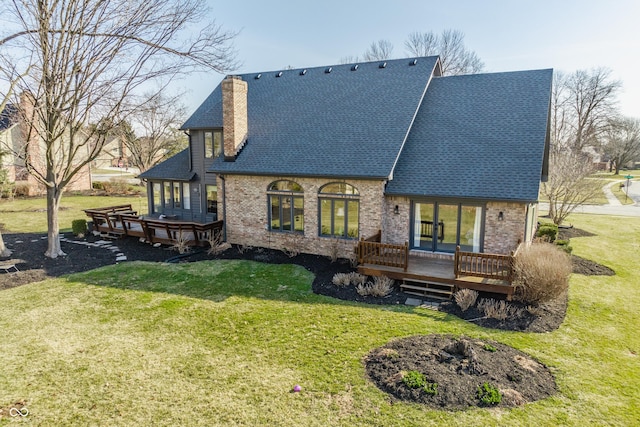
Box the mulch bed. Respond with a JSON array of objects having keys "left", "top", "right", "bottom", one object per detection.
[
  {"left": 0, "top": 227, "right": 613, "bottom": 410},
  {"left": 364, "top": 334, "right": 557, "bottom": 410}
]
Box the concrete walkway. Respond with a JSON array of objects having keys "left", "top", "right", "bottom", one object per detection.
[{"left": 540, "top": 178, "right": 640, "bottom": 218}]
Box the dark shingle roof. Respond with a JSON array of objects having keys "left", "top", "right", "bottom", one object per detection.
[
  {"left": 138, "top": 149, "right": 196, "bottom": 181},
  {"left": 385, "top": 69, "right": 553, "bottom": 202},
  {"left": 183, "top": 57, "right": 440, "bottom": 178}
]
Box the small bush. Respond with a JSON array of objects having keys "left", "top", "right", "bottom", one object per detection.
[
  {"left": 92, "top": 181, "right": 105, "bottom": 190},
  {"left": 356, "top": 275, "right": 394, "bottom": 297},
  {"left": 536, "top": 223, "right": 558, "bottom": 242},
  {"left": 513, "top": 242, "right": 572, "bottom": 305},
  {"left": 328, "top": 238, "right": 340, "bottom": 263},
  {"left": 477, "top": 298, "right": 512, "bottom": 320},
  {"left": 102, "top": 180, "right": 132, "bottom": 195},
  {"left": 483, "top": 343, "right": 497, "bottom": 352},
  {"left": 454, "top": 288, "right": 479, "bottom": 312},
  {"left": 71, "top": 219, "right": 87, "bottom": 236},
  {"left": 554, "top": 239, "right": 573, "bottom": 253},
  {"left": 402, "top": 371, "right": 438, "bottom": 395},
  {"left": 13, "top": 183, "right": 31, "bottom": 197},
  {"left": 348, "top": 272, "right": 367, "bottom": 286},
  {"left": 477, "top": 382, "right": 502, "bottom": 406},
  {"left": 170, "top": 231, "right": 191, "bottom": 254},
  {"left": 332, "top": 273, "right": 351, "bottom": 287}
]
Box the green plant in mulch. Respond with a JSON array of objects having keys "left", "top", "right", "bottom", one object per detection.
[
  {"left": 477, "top": 382, "right": 502, "bottom": 406},
  {"left": 483, "top": 343, "right": 497, "bottom": 352},
  {"left": 402, "top": 370, "right": 438, "bottom": 395}
]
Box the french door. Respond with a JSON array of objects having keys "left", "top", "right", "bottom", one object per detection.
[{"left": 412, "top": 202, "right": 483, "bottom": 253}]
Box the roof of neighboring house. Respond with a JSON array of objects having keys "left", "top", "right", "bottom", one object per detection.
[
  {"left": 385, "top": 69, "right": 552, "bottom": 202},
  {"left": 138, "top": 149, "right": 196, "bottom": 181},
  {"left": 185, "top": 57, "right": 441, "bottom": 178},
  {"left": 0, "top": 104, "right": 17, "bottom": 131}
]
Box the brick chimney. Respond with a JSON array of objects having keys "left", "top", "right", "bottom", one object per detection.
[{"left": 221, "top": 75, "right": 248, "bottom": 161}]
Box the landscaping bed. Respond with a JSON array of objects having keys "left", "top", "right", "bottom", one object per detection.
[{"left": 364, "top": 334, "right": 557, "bottom": 410}]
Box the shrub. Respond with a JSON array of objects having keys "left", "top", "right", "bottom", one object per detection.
[
  {"left": 332, "top": 273, "right": 351, "bottom": 287},
  {"left": 328, "top": 238, "right": 340, "bottom": 263},
  {"left": 348, "top": 272, "right": 367, "bottom": 286},
  {"left": 483, "top": 343, "right": 497, "bottom": 352},
  {"left": 513, "top": 242, "right": 572, "bottom": 305},
  {"left": 477, "top": 298, "right": 512, "bottom": 320},
  {"left": 71, "top": 219, "right": 88, "bottom": 236},
  {"left": 454, "top": 288, "right": 479, "bottom": 312},
  {"left": 477, "top": 382, "right": 502, "bottom": 405},
  {"left": 207, "top": 231, "right": 229, "bottom": 256},
  {"left": 13, "top": 183, "right": 31, "bottom": 197},
  {"left": 402, "top": 371, "right": 438, "bottom": 395},
  {"left": 356, "top": 275, "right": 394, "bottom": 297},
  {"left": 102, "top": 180, "right": 132, "bottom": 195},
  {"left": 92, "top": 181, "right": 105, "bottom": 190},
  {"left": 554, "top": 239, "right": 573, "bottom": 253},
  {"left": 170, "top": 231, "right": 191, "bottom": 254},
  {"left": 536, "top": 223, "right": 558, "bottom": 242}
]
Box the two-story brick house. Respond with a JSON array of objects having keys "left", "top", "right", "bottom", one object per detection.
[{"left": 139, "top": 56, "right": 552, "bottom": 259}]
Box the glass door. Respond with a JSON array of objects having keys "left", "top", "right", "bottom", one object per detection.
[
  {"left": 412, "top": 202, "right": 435, "bottom": 250},
  {"left": 436, "top": 204, "right": 459, "bottom": 252}
]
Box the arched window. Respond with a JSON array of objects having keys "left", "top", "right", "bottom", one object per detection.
[
  {"left": 319, "top": 182, "right": 359, "bottom": 239},
  {"left": 268, "top": 180, "right": 304, "bottom": 232}
]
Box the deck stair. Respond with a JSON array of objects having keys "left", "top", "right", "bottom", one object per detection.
[{"left": 400, "top": 279, "right": 454, "bottom": 300}]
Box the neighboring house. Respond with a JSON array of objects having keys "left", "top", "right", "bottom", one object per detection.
[
  {"left": 140, "top": 56, "right": 552, "bottom": 259},
  {"left": 92, "top": 132, "right": 129, "bottom": 170},
  {"left": 0, "top": 93, "right": 92, "bottom": 194}
]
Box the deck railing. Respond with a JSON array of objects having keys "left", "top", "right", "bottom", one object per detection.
[
  {"left": 454, "top": 245, "right": 513, "bottom": 282},
  {"left": 357, "top": 233, "right": 408, "bottom": 271}
]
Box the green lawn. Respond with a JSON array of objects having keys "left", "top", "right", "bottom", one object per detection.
[
  {"left": 0, "top": 213, "right": 638, "bottom": 425},
  {"left": 0, "top": 194, "right": 147, "bottom": 233}
]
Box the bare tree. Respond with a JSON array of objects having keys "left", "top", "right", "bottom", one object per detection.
[
  {"left": 0, "top": 0, "right": 236, "bottom": 258},
  {"left": 541, "top": 150, "right": 602, "bottom": 225},
  {"left": 363, "top": 40, "right": 394, "bottom": 61},
  {"left": 555, "top": 68, "right": 621, "bottom": 153},
  {"left": 405, "top": 29, "right": 484, "bottom": 75},
  {"left": 602, "top": 117, "right": 640, "bottom": 174},
  {"left": 123, "top": 92, "right": 188, "bottom": 178}
]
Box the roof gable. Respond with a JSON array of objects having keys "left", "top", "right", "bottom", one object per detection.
[
  {"left": 137, "top": 149, "right": 195, "bottom": 181},
  {"left": 183, "top": 57, "right": 440, "bottom": 178},
  {"left": 386, "top": 69, "right": 553, "bottom": 201}
]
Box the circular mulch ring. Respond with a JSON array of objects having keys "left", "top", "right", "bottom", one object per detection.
[{"left": 364, "top": 334, "right": 556, "bottom": 410}]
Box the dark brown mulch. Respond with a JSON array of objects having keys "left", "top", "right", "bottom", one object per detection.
[
  {"left": 364, "top": 334, "right": 557, "bottom": 410},
  {"left": 571, "top": 255, "right": 615, "bottom": 276}
]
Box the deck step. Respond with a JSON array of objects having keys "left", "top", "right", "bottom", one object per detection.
[{"left": 400, "top": 280, "right": 454, "bottom": 300}]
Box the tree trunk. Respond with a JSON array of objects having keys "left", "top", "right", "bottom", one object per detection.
[
  {"left": 0, "top": 230, "right": 11, "bottom": 257},
  {"left": 45, "top": 186, "right": 66, "bottom": 258}
]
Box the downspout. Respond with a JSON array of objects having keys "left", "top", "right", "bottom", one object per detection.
[
  {"left": 183, "top": 130, "right": 192, "bottom": 171},
  {"left": 219, "top": 174, "right": 227, "bottom": 241}
]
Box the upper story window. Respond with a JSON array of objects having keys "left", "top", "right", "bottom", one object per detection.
[
  {"left": 204, "top": 130, "right": 222, "bottom": 159},
  {"left": 319, "top": 182, "right": 359, "bottom": 239},
  {"left": 268, "top": 180, "right": 304, "bottom": 233}
]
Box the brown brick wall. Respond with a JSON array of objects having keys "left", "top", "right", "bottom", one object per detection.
[
  {"left": 221, "top": 76, "right": 248, "bottom": 160},
  {"left": 382, "top": 196, "right": 411, "bottom": 245},
  {"left": 484, "top": 201, "right": 527, "bottom": 254},
  {"left": 222, "top": 175, "right": 385, "bottom": 258}
]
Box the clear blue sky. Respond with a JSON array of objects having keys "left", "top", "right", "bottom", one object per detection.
[{"left": 180, "top": 0, "right": 640, "bottom": 118}]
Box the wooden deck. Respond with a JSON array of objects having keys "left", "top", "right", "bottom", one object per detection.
[{"left": 358, "top": 254, "right": 514, "bottom": 300}]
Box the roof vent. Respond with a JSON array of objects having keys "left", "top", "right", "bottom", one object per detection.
[
  {"left": 379, "top": 62, "right": 387, "bottom": 69},
  {"left": 276, "top": 71, "right": 283, "bottom": 78},
  {"left": 300, "top": 69, "right": 307, "bottom": 76},
  {"left": 255, "top": 73, "right": 262, "bottom": 79},
  {"left": 410, "top": 59, "right": 418, "bottom": 66},
  {"left": 351, "top": 64, "right": 359, "bottom": 71},
  {"left": 325, "top": 67, "right": 332, "bottom": 74}
]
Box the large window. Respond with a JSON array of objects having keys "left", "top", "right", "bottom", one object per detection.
[
  {"left": 152, "top": 182, "right": 161, "bottom": 214},
  {"left": 163, "top": 182, "right": 172, "bottom": 208},
  {"left": 182, "top": 183, "right": 191, "bottom": 210},
  {"left": 268, "top": 180, "right": 304, "bottom": 233},
  {"left": 319, "top": 182, "right": 359, "bottom": 239},
  {"left": 204, "top": 130, "right": 222, "bottom": 159},
  {"left": 173, "top": 182, "right": 181, "bottom": 208},
  {"left": 206, "top": 185, "right": 218, "bottom": 218}
]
